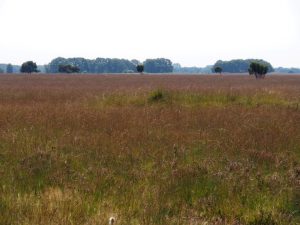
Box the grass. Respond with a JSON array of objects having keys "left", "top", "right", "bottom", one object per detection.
[
  {"left": 86, "top": 89, "right": 298, "bottom": 109},
  {"left": 0, "top": 74, "right": 300, "bottom": 224}
]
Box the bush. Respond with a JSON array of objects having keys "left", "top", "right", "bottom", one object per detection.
[{"left": 148, "top": 89, "right": 166, "bottom": 102}]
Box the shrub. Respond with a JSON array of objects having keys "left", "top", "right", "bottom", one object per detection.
[{"left": 148, "top": 89, "right": 166, "bottom": 102}]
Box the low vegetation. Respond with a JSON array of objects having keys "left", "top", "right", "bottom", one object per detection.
[{"left": 0, "top": 75, "right": 299, "bottom": 224}]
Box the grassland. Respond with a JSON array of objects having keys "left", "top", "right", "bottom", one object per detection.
[{"left": 0, "top": 74, "right": 300, "bottom": 224}]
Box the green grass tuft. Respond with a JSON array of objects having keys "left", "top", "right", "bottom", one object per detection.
[{"left": 148, "top": 89, "right": 168, "bottom": 103}]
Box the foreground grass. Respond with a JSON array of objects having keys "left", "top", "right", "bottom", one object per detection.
[{"left": 0, "top": 75, "right": 300, "bottom": 224}]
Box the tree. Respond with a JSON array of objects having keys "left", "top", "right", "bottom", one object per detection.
[
  {"left": 144, "top": 58, "right": 173, "bottom": 73},
  {"left": 173, "top": 64, "right": 213, "bottom": 74},
  {"left": 48, "top": 57, "right": 137, "bottom": 73},
  {"left": 20, "top": 61, "right": 39, "bottom": 73},
  {"left": 249, "top": 62, "right": 269, "bottom": 79},
  {"left": 6, "top": 64, "right": 13, "bottom": 73},
  {"left": 131, "top": 59, "right": 140, "bottom": 66},
  {"left": 213, "top": 59, "right": 274, "bottom": 73},
  {"left": 136, "top": 64, "right": 144, "bottom": 73},
  {"left": 214, "top": 66, "right": 223, "bottom": 74},
  {"left": 58, "top": 64, "right": 80, "bottom": 73},
  {"left": 0, "top": 68, "right": 3, "bottom": 74}
]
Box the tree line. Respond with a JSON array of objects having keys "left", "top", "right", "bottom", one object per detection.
[
  {"left": 45, "top": 57, "right": 173, "bottom": 74},
  {"left": 173, "top": 63, "right": 213, "bottom": 74},
  {"left": 0, "top": 64, "right": 17, "bottom": 73},
  {"left": 212, "top": 60, "right": 271, "bottom": 78},
  {"left": 0, "top": 58, "right": 174, "bottom": 74},
  {"left": 212, "top": 59, "right": 274, "bottom": 73},
  {"left": 3, "top": 58, "right": 299, "bottom": 76}
]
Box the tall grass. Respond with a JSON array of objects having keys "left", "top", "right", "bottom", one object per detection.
[{"left": 0, "top": 75, "right": 299, "bottom": 224}]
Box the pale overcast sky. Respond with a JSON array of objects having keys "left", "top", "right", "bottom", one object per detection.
[{"left": 0, "top": 0, "right": 299, "bottom": 67}]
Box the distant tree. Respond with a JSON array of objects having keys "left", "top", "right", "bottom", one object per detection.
[
  {"left": 131, "top": 59, "right": 140, "bottom": 66},
  {"left": 274, "top": 67, "right": 300, "bottom": 74},
  {"left": 58, "top": 64, "right": 80, "bottom": 73},
  {"left": 20, "top": 61, "right": 39, "bottom": 73},
  {"left": 214, "top": 66, "right": 223, "bottom": 74},
  {"left": 48, "top": 57, "right": 137, "bottom": 73},
  {"left": 213, "top": 59, "right": 274, "bottom": 73},
  {"left": 172, "top": 63, "right": 181, "bottom": 70},
  {"left": 144, "top": 58, "right": 173, "bottom": 73},
  {"left": 0, "top": 68, "right": 3, "bottom": 74},
  {"left": 48, "top": 57, "right": 68, "bottom": 73},
  {"left": 6, "top": 64, "right": 13, "bottom": 73},
  {"left": 173, "top": 65, "right": 213, "bottom": 74},
  {"left": 248, "top": 68, "right": 254, "bottom": 76},
  {"left": 136, "top": 64, "right": 144, "bottom": 74},
  {"left": 249, "top": 62, "right": 268, "bottom": 79}
]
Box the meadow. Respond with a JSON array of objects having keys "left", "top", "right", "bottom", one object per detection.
[{"left": 0, "top": 74, "right": 300, "bottom": 224}]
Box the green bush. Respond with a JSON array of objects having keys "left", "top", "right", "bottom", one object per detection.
[{"left": 148, "top": 89, "right": 166, "bottom": 102}]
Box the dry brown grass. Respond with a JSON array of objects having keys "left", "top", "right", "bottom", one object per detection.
[{"left": 0, "top": 74, "right": 300, "bottom": 224}]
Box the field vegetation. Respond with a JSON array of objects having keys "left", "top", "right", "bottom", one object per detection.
[{"left": 0, "top": 74, "right": 299, "bottom": 224}]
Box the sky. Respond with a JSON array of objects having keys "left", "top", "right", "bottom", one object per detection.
[{"left": 0, "top": 0, "right": 299, "bottom": 67}]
